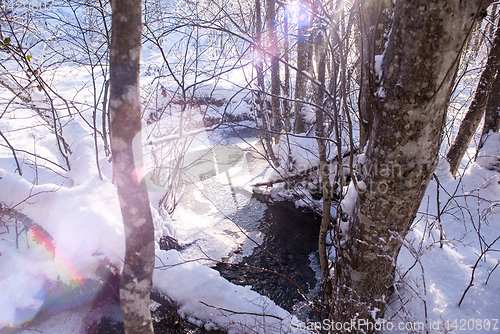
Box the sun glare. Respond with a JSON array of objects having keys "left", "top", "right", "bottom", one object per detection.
[{"left": 285, "top": 1, "right": 310, "bottom": 28}]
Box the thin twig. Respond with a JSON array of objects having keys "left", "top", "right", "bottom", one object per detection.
[
  {"left": 0, "top": 130, "right": 22, "bottom": 176},
  {"left": 458, "top": 235, "right": 500, "bottom": 306},
  {"left": 198, "top": 300, "right": 284, "bottom": 321}
]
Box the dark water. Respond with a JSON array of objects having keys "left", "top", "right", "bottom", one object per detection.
[{"left": 215, "top": 195, "right": 321, "bottom": 312}]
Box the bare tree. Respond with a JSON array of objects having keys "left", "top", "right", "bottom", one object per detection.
[
  {"left": 447, "top": 21, "right": 500, "bottom": 176},
  {"left": 109, "top": 0, "right": 155, "bottom": 333},
  {"left": 0, "top": 8, "right": 73, "bottom": 172},
  {"left": 314, "top": 25, "right": 333, "bottom": 298},
  {"left": 356, "top": 0, "right": 393, "bottom": 150},
  {"left": 337, "top": 0, "right": 492, "bottom": 326},
  {"left": 293, "top": 6, "right": 312, "bottom": 134},
  {"left": 266, "top": 0, "right": 281, "bottom": 143},
  {"left": 254, "top": 0, "right": 279, "bottom": 167},
  {"left": 479, "top": 69, "right": 500, "bottom": 150}
]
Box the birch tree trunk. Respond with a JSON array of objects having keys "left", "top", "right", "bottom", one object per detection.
[
  {"left": 109, "top": 0, "right": 155, "bottom": 333},
  {"left": 338, "top": 0, "right": 491, "bottom": 327},
  {"left": 447, "top": 22, "right": 500, "bottom": 176},
  {"left": 293, "top": 24, "right": 311, "bottom": 134},
  {"left": 314, "top": 27, "right": 332, "bottom": 298},
  {"left": 255, "top": 0, "right": 279, "bottom": 167},
  {"left": 283, "top": 14, "right": 291, "bottom": 133},
  {"left": 266, "top": 0, "right": 281, "bottom": 143}
]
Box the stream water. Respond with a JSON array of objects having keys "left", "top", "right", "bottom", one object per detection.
[{"left": 215, "top": 195, "right": 321, "bottom": 313}]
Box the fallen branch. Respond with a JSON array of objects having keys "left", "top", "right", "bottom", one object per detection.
[
  {"left": 145, "top": 123, "right": 225, "bottom": 147},
  {"left": 150, "top": 289, "right": 178, "bottom": 313},
  {"left": 251, "top": 150, "right": 354, "bottom": 188},
  {"left": 1, "top": 206, "right": 55, "bottom": 253}
]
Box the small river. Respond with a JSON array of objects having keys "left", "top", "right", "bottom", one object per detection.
[
  {"left": 192, "top": 126, "right": 324, "bottom": 314},
  {"left": 214, "top": 194, "right": 322, "bottom": 313}
]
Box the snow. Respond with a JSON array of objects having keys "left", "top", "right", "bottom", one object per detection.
[
  {"left": 153, "top": 250, "right": 292, "bottom": 334},
  {"left": 0, "top": 166, "right": 125, "bottom": 325},
  {"left": 0, "top": 65, "right": 294, "bottom": 331},
  {"left": 374, "top": 54, "right": 384, "bottom": 80},
  {"left": 376, "top": 86, "right": 387, "bottom": 98},
  {"left": 387, "top": 157, "right": 500, "bottom": 333},
  {"left": 0, "top": 3, "right": 499, "bottom": 334},
  {"left": 0, "top": 120, "right": 297, "bottom": 332},
  {"left": 476, "top": 132, "right": 500, "bottom": 172},
  {"left": 0, "top": 263, "right": 45, "bottom": 326},
  {"left": 340, "top": 181, "right": 358, "bottom": 218},
  {"left": 272, "top": 135, "right": 322, "bottom": 177}
]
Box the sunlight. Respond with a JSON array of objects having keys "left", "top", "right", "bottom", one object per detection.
[{"left": 285, "top": 1, "right": 310, "bottom": 28}]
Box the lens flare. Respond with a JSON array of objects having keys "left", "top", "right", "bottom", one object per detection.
[
  {"left": 0, "top": 271, "right": 46, "bottom": 328},
  {"left": 0, "top": 226, "right": 94, "bottom": 329},
  {"left": 285, "top": 1, "right": 310, "bottom": 28}
]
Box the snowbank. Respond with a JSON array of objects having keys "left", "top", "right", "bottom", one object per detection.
[{"left": 153, "top": 250, "right": 294, "bottom": 333}]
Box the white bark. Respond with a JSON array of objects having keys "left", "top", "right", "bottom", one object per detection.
[{"left": 109, "top": 0, "right": 155, "bottom": 333}]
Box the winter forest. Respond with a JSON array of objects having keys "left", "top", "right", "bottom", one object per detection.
[{"left": 0, "top": 0, "right": 500, "bottom": 333}]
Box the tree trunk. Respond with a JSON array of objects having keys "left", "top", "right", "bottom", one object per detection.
[
  {"left": 266, "top": 0, "right": 281, "bottom": 143},
  {"left": 283, "top": 14, "right": 291, "bottom": 133},
  {"left": 356, "top": 0, "right": 393, "bottom": 151},
  {"left": 339, "top": 0, "right": 491, "bottom": 327},
  {"left": 479, "top": 70, "right": 500, "bottom": 151},
  {"left": 480, "top": 3, "right": 500, "bottom": 149},
  {"left": 293, "top": 24, "right": 311, "bottom": 134},
  {"left": 488, "top": 4, "right": 499, "bottom": 40},
  {"left": 314, "top": 27, "right": 333, "bottom": 298},
  {"left": 447, "top": 22, "right": 500, "bottom": 176},
  {"left": 109, "top": 1, "right": 155, "bottom": 333},
  {"left": 255, "top": 0, "right": 279, "bottom": 167}
]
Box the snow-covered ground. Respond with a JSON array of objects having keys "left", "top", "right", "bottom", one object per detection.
[
  {"left": 0, "top": 2, "right": 499, "bottom": 334},
  {"left": 0, "top": 116, "right": 297, "bottom": 334},
  {"left": 387, "top": 157, "right": 500, "bottom": 333}
]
